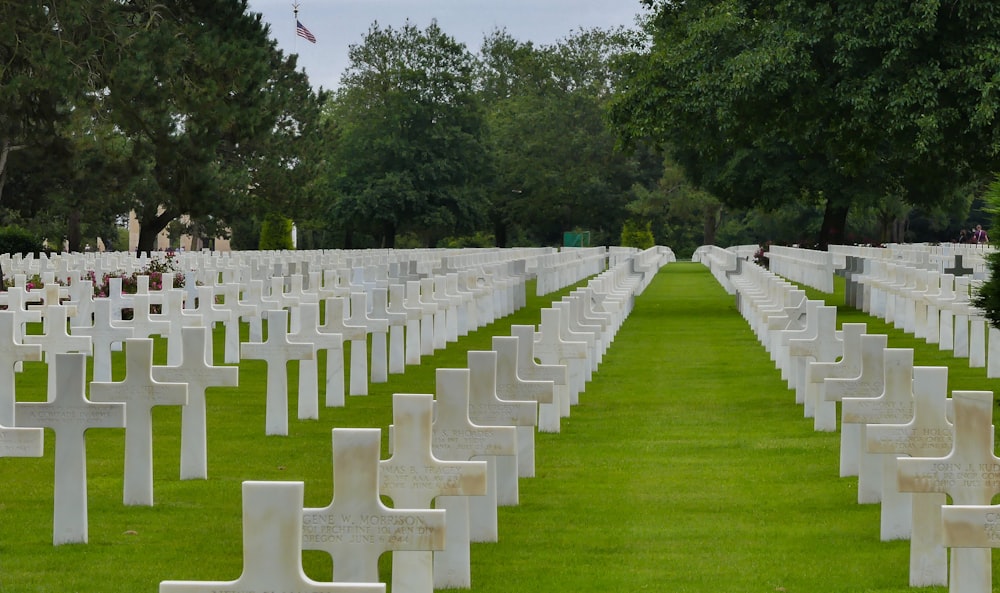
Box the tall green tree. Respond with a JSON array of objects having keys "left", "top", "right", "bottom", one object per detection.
[
  {"left": 479, "top": 28, "right": 659, "bottom": 246},
  {"left": 610, "top": 0, "right": 1000, "bottom": 247},
  {"left": 323, "top": 20, "right": 487, "bottom": 248},
  {"left": 100, "top": 0, "right": 321, "bottom": 252}
]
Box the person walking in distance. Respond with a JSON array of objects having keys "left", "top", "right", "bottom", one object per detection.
[{"left": 973, "top": 224, "right": 989, "bottom": 245}]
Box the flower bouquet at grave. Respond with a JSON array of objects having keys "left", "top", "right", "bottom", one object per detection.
[
  {"left": 90, "top": 256, "right": 186, "bottom": 319},
  {"left": 2, "top": 273, "right": 52, "bottom": 292}
]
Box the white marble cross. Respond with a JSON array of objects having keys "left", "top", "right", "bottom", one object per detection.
[
  {"left": 841, "top": 348, "right": 916, "bottom": 530},
  {"left": 90, "top": 338, "right": 188, "bottom": 506},
  {"left": 152, "top": 326, "right": 239, "bottom": 480},
  {"left": 302, "top": 428, "right": 446, "bottom": 584},
  {"left": 389, "top": 283, "right": 422, "bottom": 368},
  {"left": 867, "top": 366, "right": 951, "bottom": 587},
  {"left": 322, "top": 295, "right": 369, "bottom": 396},
  {"left": 466, "top": 350, "right": 532, "bottom": 526},
  {"left": 806, "top": 322, "right": 867, "bottom": 431},
  {"left": 15, "top": 353, "right": 125, "bottom": 544},
  {"left": 127, "top": 293, "right": 172, "bottom": 341},
  {"left": 431, "top": 368, "right": 516, "bottom": 589},
  {"left": 23, "top": 303, "right": 92, "bottom": 394},
  {"left": 534, "top": 307, "right": 589, "bottom": 404},
  {"left": 0, "top": 311, "right": 41, "bottom": 426},
  {"left": 491, "top": 335, "right": 553, "bottom": 471},
  {"left": 0, "top": 422, "right": 43, "bottom": 457},
  {"left": 217, "top": 282, "right": 258, "bottom": 364},
  {"left": 240, "top": 309, "right": 314, "bottom": 436},
  {"left": 510, "top": 324, "right": 569, "bottom": 432},
  {"left": 71, "top": 298, "right": 133, "bottom": 383},
  {"left": 899, "top": 391, "right": 1000, "bottom": 593},
  {"left": 824, "top": 332, "right": 888, "bottom": 483},
  {"left": 160, "top": 481, "right": 384, "bottom": 593},
  {"left": 406, "top": 280, "right": 436, "bottom": 358},
  {"left": 381, "top": 393, "right": 487, "bottom": 593},
  {"left": 288, "top": 302, "right": 343, "bottom": 417},
  {"left": 787, "top": 305, "right": 841, "bottom": 413},
  {"left": 371, "top": 287, "right": 407, "bottom": 378},
  {"left": 421, "top": 278, "right": 448, "bottom": 352},
  {"left": 389, "top": 284, "right": 421, "bottom": 373}
]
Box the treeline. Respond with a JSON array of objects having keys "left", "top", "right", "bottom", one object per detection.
[{"left": 3, "top": 2, "right": 998, "bottom": 258}]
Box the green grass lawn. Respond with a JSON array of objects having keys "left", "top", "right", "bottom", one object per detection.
[{"left": 1, "top": 262, "right": 998, "bottom": 592}]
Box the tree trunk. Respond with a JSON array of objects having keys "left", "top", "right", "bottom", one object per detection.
[
  {"left": 136, "top": 209, "right": 177, "bottom": 255},
  {"left": 382, "top": 222, "right": 396, "bottom": 249},
  {"left": 67, "top": 209, "right": 82, "bottom": 253},
  {"left": 703, "top": 204, "right": 720, "bottom": 246},
  {"left": 818, "top": 198, "right": 850, "bottom": 248},
  {"left": 0, "top": 139, "right": 26, "bottom": 204},
  {"left": 494, "top": 221, "right": 508, "bottom": 248}
]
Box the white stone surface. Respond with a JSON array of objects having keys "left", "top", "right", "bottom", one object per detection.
[
  {"left": 15, "top": 353, "right": 125, "bottom": 544},
  {"left": 381, "top": 394, "right": 487, "bottom": 593},
  {"left": 431, "top": 368, "right": 516, "bottom": 589},
  {"left": 160, "top": 481, "right": 384, "bottom": 593},
  {"left": 898, "top": 391, "right": 999, "bottom": 593},
  {"left": 302, "top": 428, "right": 445, "bottom": 584},
  {"left": 841, "top": 348, "right": 916, "bottom": 534},
  {"left": 824, "top": 333, "right": 888, "bottom": 481},
  {"left": 152, "top": 327, "right": 239, "bottom": 480},
  {"left": 90, "top": 338, "right": 188, "bottom": 506},
  {"left": 867, "top": 366, "right": 951, "bottom": 586},
  {"left": 240, "top": 309, "right": 313, "bottom": 435}
]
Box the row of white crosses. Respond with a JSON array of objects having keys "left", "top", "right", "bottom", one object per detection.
[
  {"left": 0, "top": 247, "right": 660, "bottom": 587},
  {"left": 718, "top": 254, "right": 1000, "bottom": 593},
  {"left": 0, "top": 249, "right": 537, "bottom": 549},
  {"left": 158, "top": 250, "right": 663, "bottom": 593},
  {"left": 847, "top": 251, "right": 998, "bottom": 374}
]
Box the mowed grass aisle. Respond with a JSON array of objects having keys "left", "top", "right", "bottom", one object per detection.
[
  {"left": 469, "top": 262, "right": 921, "bottom": 593},
  {"left": 0, "top": 261, "right": 967, "bottom": 592}
]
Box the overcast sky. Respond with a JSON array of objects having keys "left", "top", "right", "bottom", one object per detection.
[{"left": 246, "top": 0, "right": 648, "bottom": 90}]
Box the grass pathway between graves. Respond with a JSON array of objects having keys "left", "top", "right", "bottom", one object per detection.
[
  {"left": 471, "top": 262, "right": 931, "bottom": 593},
  {"left": 2, "top": 262, "right": 994, "bottom": 592}
]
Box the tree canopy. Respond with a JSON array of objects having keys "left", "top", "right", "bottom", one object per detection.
[
  {"left": 609, "top": 0, "right": 1000, "bottom": 246},
  {"left": 1, "top": 0, "right": 324, "bottom": 252}
]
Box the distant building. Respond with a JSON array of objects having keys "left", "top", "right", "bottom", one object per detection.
[{"left": 128, "top": 211, "right": 231, "bottom": 253}]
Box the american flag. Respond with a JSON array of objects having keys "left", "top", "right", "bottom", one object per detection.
[{"left": 296, "top": 20, "right": 316, "bottom": 43}]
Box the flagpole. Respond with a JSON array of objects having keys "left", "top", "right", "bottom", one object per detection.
[{"left": 292, "top": 1, "right": 299, "bottom": 53}]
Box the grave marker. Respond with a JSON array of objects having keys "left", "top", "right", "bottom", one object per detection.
[
  {"left": 302, "top": 428, "right": 445, "bottom": 584},
  {"left": 431, "top": 368, "right": 517, "bottom": 589},
  {"left": 0, "top": 311, "right": 42, "bottom": 426},
  {"left": 511, "top": 324, "right": 570, "bottom": 431},
  {"left": 824, "top": 332, "right": 888, "bottom": 483},
  {"left": 90, "top": 338, "right": 188, "bottom": 506},
  {"left": 467, "top": 350, "right": 533, "bottom": 528},
  {"left": 160, "top": 481, "right": 384, "bottom": 593},
  {"left": 72, "top": 298, "right": 133, "bottom": 383},
  {"left": 288, "top": 302, "right": 344, "bottom": 418},
  {"left": 841, "top": 348, "right": 916, "bottom": 534},
  {"left": 15, "top": 353, "right": 125, "bottom": 544},
  {"left": 0, "top": 423, "right": 43, "bottom": 457},
  {"left": 241, "top": 309, "right": 314, "bottom": 435},
  {"left": 534, "top": 308, "right": 589, "bottom": 404},
  {"left": 898, "top": 391, "right": 999, "bottom": 593},
  {"left": 787, "top": 305, "right": 840, "bottom": 414},
  {"left": 381, "top": 393, "right": 487, "bottom": 593},
  {"left": 867, "top": 366, "right": 951, "bottom": 586},
  {"left": 492, "top": 335, "right": 553, "bottom": 472},
  {"left": 23, "top": 303, "right": 92, "bottom": 393},
  {"left": 152, "top": 326, "right": 239, "bottom": 480}
]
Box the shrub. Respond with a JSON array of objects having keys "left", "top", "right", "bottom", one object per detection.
[
  {"left": 620, "top": 220, "right": 655, "bottom": 249},
  {"left": 973, "top": 251, "right": 1000, "bottom": 329},
  {"left": 0, "top": 225, "right": 43, "bottom": 256},
  {"left": 259, "top": 213, "right": 294, "bottom": 250}
]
